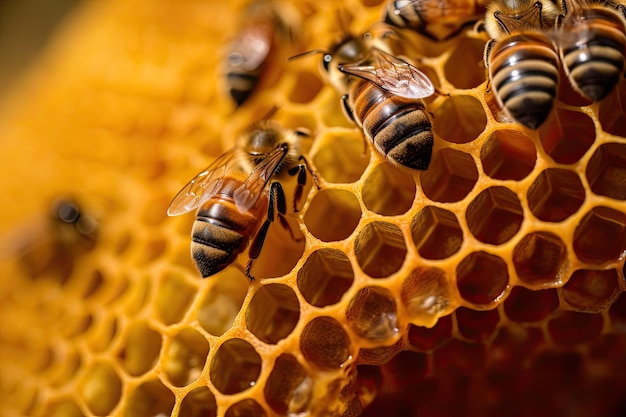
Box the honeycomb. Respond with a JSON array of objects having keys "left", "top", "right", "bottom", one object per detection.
[{"left": 0, "top": 0, "right": 625, "bottom": 416}]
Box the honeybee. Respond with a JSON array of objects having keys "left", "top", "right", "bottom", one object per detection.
[
  {"left": 555, "top": 0, "right": 626, "bottom": 101},
  {"left": 167, "top": 119, "right": 318, "bottom": 280},
  {"left": 225, "top": 1, "right": 300, "bottom": 107},
  {"left": 383, "top": 0, "right": 488, "bottom": 41},
  {"left": 1, "top": 197, "right": 99, "bottom": 279},
  {"left": 292, "top": 34, "right": 435, "bottom": 171},
  {"left": 483, "top": 0, "right": 562, "bottom": 128}
]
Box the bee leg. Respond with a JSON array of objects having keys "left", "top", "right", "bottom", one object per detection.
[
  {"left": 288, "top": 156, "right": 321, "bottom": 212},
  {"left": 483, "top": 39, "right": 496, "bottom": 93},
  {"left": 341, "top": 94, "right": 356, "bottom": 124},
  {"left": 246, "top": 182, "right": 302, "bottom": 280},
  {"left": 271, "top": 181, "right": 303, "bottom": 242},
  {"left": 244, "top": 260, "right": 255, "bottom": 281}
]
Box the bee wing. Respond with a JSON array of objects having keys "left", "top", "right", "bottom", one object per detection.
[
  {"left": 167, "top": 148, "right": 240, "bottom": 216},
  {"left": 229, "top": 23, "right": 273, "bottom": 72},
  {"left": 233, "top": 146, "right": 287, "bottom": 213},
  {"left": 339, "top": 48, "right": 435, "bottom": 99}
]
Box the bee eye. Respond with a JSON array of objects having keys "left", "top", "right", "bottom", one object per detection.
[{"left": 322, "top": 54, "right": 332, "bottom": 72}]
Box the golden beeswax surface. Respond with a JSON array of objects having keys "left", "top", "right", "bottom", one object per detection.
[{"left": 1, "top": 0, "right": 626, "bottom": 416}]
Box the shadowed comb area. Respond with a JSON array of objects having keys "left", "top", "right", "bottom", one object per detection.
[{"left": 0, "top": 0, "right": 625, "bottom": 416}]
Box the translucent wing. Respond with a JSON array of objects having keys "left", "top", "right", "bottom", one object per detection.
[
  {"left": 167, "top": 148, "right": 240, "bottom": 216},
  {"left": 233, "top": 145, "right": 288, "bottom": 213},
  {"left": 338, "top": 47, "right": 435, "bottom": 99},
  {"left": 228, "top": 23, "right": 273, "bottom": 72}
]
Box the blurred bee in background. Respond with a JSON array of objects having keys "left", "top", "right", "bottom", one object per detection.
[
  {"left": 167, "top": 117, "right": 319, "bottom": 280},
  {"left": 291, "top": 32, "right": 436, "bottom": 172},
  {"left": 483, "top": 0, "right": 562, "bottom": 128},
  {"left": 383, "top": 0, "right": 489, "bottom": 41},
  {"left": 225, "top": 1, "right": 301, "bottom": 107},
  {"left": 555, "top": 0, "right": 626, "bottom": 101},
  {"left": 1, "top": 197, "right": 99, "bottom": 280}
]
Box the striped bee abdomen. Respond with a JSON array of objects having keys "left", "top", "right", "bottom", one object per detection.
[
  {"left": 349, "top": 80, "right": 433, "bottom": 171},
  {"left": 559, "top": 7, "right": 626, "bottom": 101},
  {"left": 488, "top": 32, "right": 560, "bottom": 129}
]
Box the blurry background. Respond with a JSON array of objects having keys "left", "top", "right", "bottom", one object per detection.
[{"left": 0, "top": 0, "right": 81, "bottom": 92}]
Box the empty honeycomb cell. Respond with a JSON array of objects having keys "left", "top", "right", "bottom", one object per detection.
[
  {"left": 122, "top": 277, "right": 150, "bottom": 317},
  {"left": 300, "top": 316, "right": 351, "bottom": 370},
  {"left": 407, "top": 315, "right": 453, "bottom": 352},
  {"left": 297, "top": 248, "right": 354, "bottom": 307},
  {"left": 139, "top": 238, "right": 168, "bottom": 265},
  {"left": 433, "top": 95, "right": 487, "bottom": 144},
  {"left": 347, "top": 286, "right": 399, "bottom": 341},
  {"left": 304, "top": 188, "right": 362, "bottom": 242},
  {"left": 527, "top": 168, "right": 586, "bottom": 222},
  {"left": 77, "top": 361, "right": 122, "bottom": 416},
  {"left": 114, "top": 232, "right": 134, "bottom": 256},
  {"left": 480, "top": 129, "right": 537, "bottom": 181},
  {"left": 264, "top": 354, "right": 311, "bottom": 415},
  {"left": 573, "top": 206, "right": 626, "bottom": 264},
  {"left": 86, "top": 313, "right": 118, "bottom": 353},
  {"left": 359, "top": 340, "right": 408, "bottom": 367},
  {"left": 513, "top": 231, "right": 567, "bottom": 286},
  {"left": 380, "top": 350, "right": 428, "bottom": 385},
  {"left": 362, "top": 163, "right": 415, "bottom": 216},
  {"left": 529, "top": 349, "right": 584, "bottom": 375},
  {"left": 609, "top": 292, "right": 626, "bottom": 329},
  {"left": 354, "top": 222, "right": 406, "bottom": 278},
  {"left": 142, "top": 195, "right": 170, "bottom": 226},
  {"left": 401, "top": 267, "right": 452, "bottom": 323},
  {"left": 117, "top": 321, "right": 161, "bottom": 377},
  {"left": 432, "top": 338, "right": 486, "bottom": 374},
  {"left": 251, "top": 217, "right": 306, "bottom": 279},
  {"left": 538, "top": 109, "right": 595, "bottom": 164},
  {"left": 443, "top": 36, "right": 486, "bottom": 89},
  {"left": 178, "top": 386, "right": 217, "bottom": 417},
  {"left": 162, "top": 328, "right": 210, "bottom": 387},
  {"left": 355, "top": 365, "right": 382, "bottom": 409},
  {"left": 210, "top": 338, "right": 262, "bottom": 395},
  {"left": 586, "top": 143, "right": 626, "bottom": 200},
  {"left": 455, "top": 307, "right": 500, "bottom": 342},
  {"left": 589, "top": 334, "right": 626, "bottom": 374},
  {"left": 225, "top": 399, "right": 266, "bottom": 417},
  {"left": 61, "top": 311, "right": 93, "bottom": 339},
  {"left": 312, "top": 131, "right": 370, "bottom": 184},
  {"left": 49, "top": 348, "right": 82, "bottom": 388},
  {"left": 154, "top": 270, "right": 196, "bottom": 325},
  {"left": 411, "top": 206, "right": 463, "bottom": 260},
  {"left": 456, "top": 251, "right": 509, "bottom": 305},
  {"left": 246, "top": 283, "right": 300, "bottom": 344},
  {"left": 562, "top": 269, "right": 621, "bottom": 313},
  {"left": 420, "top": 148, "right": 478, "bottom": 203},
  {"left": 124, "top": 379, "right": 175, "bottom": 417},
  {"left": 488, "top": 326, "right": 545, "bottom": 372},
  {"left": 288, "top": 71, "right": 324, "bottom": 104},
  {"left": 599, "top": 81, "right": 626, "bottom": 137},
  {"left": 466, "top": 186, "right": 524, "bottom": 245},
  {"left": 196, "top": 269, "right": 248, "bottom": 336},
  {"left": 548, "top": 311, "right": 604, "bottom": 346},
  {"left": 82, "top": 269, "right": 104, "bottom": 298},
  {"left": 42, "top": 398, "right": 83, "bottom": 417},
  {"left": 503, "top": 287, "right": 559, "bottom": 323}
]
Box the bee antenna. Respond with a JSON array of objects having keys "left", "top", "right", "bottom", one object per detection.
[{"left": 288, "top": 49, "right": 328, "bottom": 61}]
